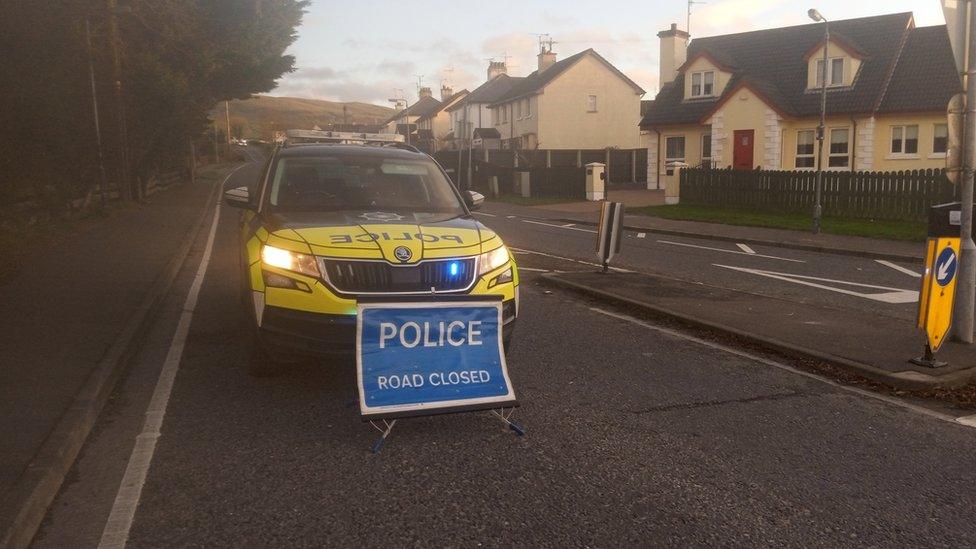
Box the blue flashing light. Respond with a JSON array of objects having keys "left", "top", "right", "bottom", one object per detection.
[{"left": 448, "top": 261, "right": 460, "bottom": 277}]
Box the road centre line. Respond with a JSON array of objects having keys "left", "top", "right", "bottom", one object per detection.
[
  {"left": 98, "top": 168, "right": 240, "bottom": 549},
  {"left": 472, "top": 211, "right": 496, "bottom": 217},
  {"left": 521, "top": 219, "right": 598, "bottom": 233},
  {"left": 510, "top": 247, "right": 634, "bottom": 273},
  {"left": 588, "top": 307, "right": 975, "bottom": 431},
  {"left": 737, "top": 243, "right": 756, "bottom": 254},
  {"left": 561, "top": 223, "right": 576, "bottom": 227},
  {"left": 658, "top": 240, "right": 805, "bottom": 263},
  {"left": 876, "top": 259, "right": 921, "bottom": 278}
]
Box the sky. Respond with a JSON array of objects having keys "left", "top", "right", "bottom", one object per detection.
[{"left": 272, "top": 0, "right": 947, "bottom": 106}]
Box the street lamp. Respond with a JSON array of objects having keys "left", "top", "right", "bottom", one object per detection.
[{"left": 809, "top": 8, "right": 828, "bottom": 234}]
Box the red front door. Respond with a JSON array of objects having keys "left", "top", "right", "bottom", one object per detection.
[{"left": 733, "top": 129, "right": 754, "bottom": 170}]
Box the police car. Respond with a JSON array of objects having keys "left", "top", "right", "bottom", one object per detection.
[{"left": 223, "top": 130, "right": 518, "bottom": 374}]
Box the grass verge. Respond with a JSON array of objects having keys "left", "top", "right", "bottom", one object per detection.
[{"left": 631, "top": 204, "right": 927, "bottom": 241}]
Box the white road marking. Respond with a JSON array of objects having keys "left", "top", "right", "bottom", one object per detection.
[
  {"left": 876, "top": 259, "right": 921, "bottom": 278},
  {"left": 518, "top": 267, "right": 551, "bottom": 272},
  {"left": 522, "top": 219, "right": 598, "bottom": 233},
  {"left": 98, "top": 167, "right": 242, "bottom": 549},
  {"left": 561, "top": 223, "right": 576, "bottom": 227},
  {"left": 736, "top": 243, "right": 756, "bottom": 254},
  {"left": 636, "top": 232, "right": 647, "bottom": 239},
  {"left": 510, "top": 247, "right": 634, "bottom": 273},
  {"left": 658, "top": 240, "right": 805, "bottom": 263},
  {"left": 588, "top": 307, "right": 975, "bottom": 431},
  {"left": 472, "top": 211, "right": 497, "bottom": 217},
  {"left": 714, "top": 264, "right": 918, "bottom": 304},
  {"left": 506, "top": 215, "right": 516, "bottom": 219}
]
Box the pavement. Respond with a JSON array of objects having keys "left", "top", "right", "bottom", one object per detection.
[
  {"left": 0, "top": 161, "right": 249, "bottom": 548},
  {"left": 489, "top": 196, "right": 923, "bottom": 261}
]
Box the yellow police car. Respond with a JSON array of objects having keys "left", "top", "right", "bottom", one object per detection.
[{"left": 223, "top": 130, "right": 518, "bottom": 374}]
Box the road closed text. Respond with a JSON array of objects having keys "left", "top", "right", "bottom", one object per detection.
[{"left": 376, "top": 370, "right": 492, "bottom": 390}]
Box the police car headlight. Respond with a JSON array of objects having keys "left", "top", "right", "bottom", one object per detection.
[
  {"left": 478, "top": 245, "right": 510, "bottom": 276},
  {"left": 261, "top": 244, "right": 320, "bottom": 277}
]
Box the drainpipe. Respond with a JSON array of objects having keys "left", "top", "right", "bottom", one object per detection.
[
  {"left": 655, "top": 128, "right": 662, "bottom": 190},
  {"left": 850, "top": 117, "right": 857, "bottom": 172}
]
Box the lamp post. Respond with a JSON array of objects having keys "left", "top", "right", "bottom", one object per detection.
[{"left": 808, "top": 8, "right": 828, "bottom": 234}]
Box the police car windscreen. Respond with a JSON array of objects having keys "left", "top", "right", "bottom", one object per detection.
[{"left": 268, "top": 156, "right": 465, "bottom": 214}]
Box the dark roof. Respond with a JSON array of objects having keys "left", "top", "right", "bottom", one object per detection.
[
  {"left": 384, "top": 95, "right": 442, "bottom": 124},
  {"left": 416, "top": 90, "right": 468, "bottom": 122},
  {"left": 880, "top": 25, "right": 962, "bottom": 112},
  {"left": 490, "top": 49, "right": 644, "bottom": 106},
  {"left": 447, "top": 75, "right": 523, "bottom": 111},
  {"left": 641, "top": 13, "right": 956, "bottom": 127},
  {"left": 473, "top": 127, "right": 500, "bottom": 139}
]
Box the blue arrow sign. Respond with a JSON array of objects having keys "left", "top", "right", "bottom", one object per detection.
[{"left": 935, "top": 247, "right": 958, "bottom": 287}]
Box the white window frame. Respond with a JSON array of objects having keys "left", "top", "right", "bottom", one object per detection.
[
  {"left": 701, "top": 133, "right": 712, "bottom": 163},
  {"left": 664, "top": 135, "right": 685, "bottom": 175},
  {"left": 814, "top": 57, "right": 846, "bottom": 88},
  {"left": 932, "top": 123, "right": 948, "bottom": 157},
  {"left": 795, "top": 129, "right": 816, "bottom": 170},
  {"left": 827, "top": 127, "right": 850, "bottom": 169},
  {"left": 889, "top": 124, "right": 920, "bottom": 158},
  {"left": 587, "top": 94, "right": 598, "bottom": 113},
  {"left": 524, "top": 98, "right": 531, "bottom": 117},
  {"left": 690, "top": 70, "right": 715, "bottom": 98}
]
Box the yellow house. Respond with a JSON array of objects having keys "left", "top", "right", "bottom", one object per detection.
[
  {"left": 640, "top": 13, "right": 962, "bottom": 192},
  {"left": 489, "top": 46, "right": 645, "bottom": 150}
]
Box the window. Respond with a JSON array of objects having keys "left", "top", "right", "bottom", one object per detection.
[
  {"left": 664, "top": 136, "right": 685, "bottom": 175},
  {"left": 891, "top": 125, "right": 919, "bottom": 155},
  {"left": 815, "top": 57, "right": 845, "bottom": 87},
  {"left": 691, "top": 71, "right": 715, "bottom": 97},
  {"left": 587, "top": 94, "right": 598, "bottom": 112},
  {"left": 524, "top": 98, "right": 531, "bottom": 117},
  {"left": 515, "top": 100, "right": 521, "bottom": 119},
  {"left": 796, "top": 130, "right": 815, "bottom": 168},
  {"left": 701, "top": 134, "right": 712, "bottom": 162},
  {"left": 933, "top": 124, "right": 948, "bottom": 155},
  {"left": 828, "top": 128, "right": 849, "bottom": 168}
]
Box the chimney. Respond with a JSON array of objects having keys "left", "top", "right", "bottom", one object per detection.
[
  {"left": 440, "top": 84, "right": 454, "bottom": 101},
  {"left": 418, "top": 86, "right": 432, "bottom": 99},
  {"left": 657, "top": 23, "right": 689, "bottom": 86},
  {"left": 537, "top": 50, "right": 557, "bottom": 72},
  {"left": 487, "top": 60, "right": 507, "bottom": 81}
]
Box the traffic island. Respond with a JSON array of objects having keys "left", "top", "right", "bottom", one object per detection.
[{"left": 541, "top": 271, "right": 976, "bottom": 391}]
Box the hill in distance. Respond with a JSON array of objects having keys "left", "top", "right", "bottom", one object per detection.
[{"left": 215, "top": 95, "right": 394, "bottom": 139}]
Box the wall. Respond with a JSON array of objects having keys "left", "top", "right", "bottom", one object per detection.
[
  {"left": 536, "top": 54, "right": 642, "bottom": 149},
  {"left": 705, "top": 86, "right": 770, "bottom": 168},
  {"left": 804, "top": 41, "right": 863, "bottom": 90},
  {"left": 872, "top": 113, "right": 950, "bottom": 171},
  {"left": 450, "top": 103, "right": 493, "bottom": 141},
  {"left": 681, "top": 56, "right": 733, "bottom": 100},
  {"left": 649, "top": 123, "right": 709, "bottom": 190},
  {"left": 492, "top": 96, "right": 538, "bottom": 148},
  {"left": 779, "top": 115, "right": 864, "bottom": 171}
]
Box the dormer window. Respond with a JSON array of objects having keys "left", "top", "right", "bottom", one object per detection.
[
  {"left": 691, "top": 71, "right": 715, "bottom": 97},
  {"left": 815, "top": 57, "right": 845, "bottom": 87}
]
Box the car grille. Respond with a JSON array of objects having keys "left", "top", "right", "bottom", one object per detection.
[{"left": 320, "top": 257, "right": 477, "bottom": 294}]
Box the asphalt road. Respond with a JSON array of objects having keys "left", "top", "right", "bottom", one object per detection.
[
  {"left": 33, "top": 158, "right": 976, "bottom": 547},
  {"left": 475, "top": 203, "right": 924, "bottom": 323}
]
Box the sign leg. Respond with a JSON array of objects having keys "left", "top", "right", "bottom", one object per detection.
[
  {"left": 370, "top": 419, "right": 397, "bottom": 454},
  {"left": 489, "top": 408, "right": 525, "bottom": 436}
]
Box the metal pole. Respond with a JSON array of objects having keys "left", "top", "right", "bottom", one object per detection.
[
  {"left": 107, "top": 0, "right": 130, "bottom": 201},
  {"left": 954, "top": 0, "right": 976, "bottom": 344},
  {"left": 813, "top": 19, "right": 828, "bottom": 234},
  {"left": 85, "top": 19, "right": 108, "bottom": 203},
  {"left": 224, "top": 100, "right": 232, "bottom": 143}
]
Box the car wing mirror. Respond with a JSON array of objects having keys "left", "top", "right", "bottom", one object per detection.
[
  {"left": 224, "top": 186, "right": 253, "bottom": 209},
  {"left": 466, "top": 190, "right": 485, "bottom": 211}
]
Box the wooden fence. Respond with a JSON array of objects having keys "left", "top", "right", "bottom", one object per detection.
[{"left": 680, "top": 168, "right": 956, "bottom": 221}]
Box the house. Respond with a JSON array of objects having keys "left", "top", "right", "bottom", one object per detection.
[
  {"left": 381, "top": 90, "right": 442, "bottom": 143},
  {"left": 446, "top": 61, "right": 522, "bottom": 150},
  {"left": 414, "top": 85, "right": 468, "bottom": 151},
  {"left": 488, "top": 46, "right": 645, "bottom": 150},
  {"left": 640, "top": 13, "right": 962, "bottom": 190}
]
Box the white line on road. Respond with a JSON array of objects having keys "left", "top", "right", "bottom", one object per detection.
[
  {"left": 714, "top": 264, "right": 918, "bottom": 304},
  {"left": 472, "top": 211, "right": 497, "bottom": 217},
  {"left": 510, "top": 247, "right": 634, "bottom": 273},
  {"left": 588, "top": 307, "right": 975, "bottom": 431},
  {"left": 98, "top": 167, "right": 241, "bottom": 549},
  {"left": 637, "top": 233, "right": 646, "bottom": 239},
  {"left": 658, "top": 240, "right": 805, "bottom": 263},
  {"left": 875, "top": 259, "right": 921, "bottom": 278},
  {"left": 522, "top": 219, "right": 598, "bottom": 233},
  {"left": 506, "top": 215, "right": 516, "bottom": 219},
  {"left": 561, "top": 223, "right": 576, "bottom": 227},
  {"left": 736, "top": 243, "right": 756, "bottom": 254}
]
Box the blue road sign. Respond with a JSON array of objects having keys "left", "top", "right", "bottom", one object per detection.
[
  {"left": 935, "top": 247, "right": 958, "bottom": 287},
  {"left": 356, "top": 301, "right": 516, "bottom": 418}
]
